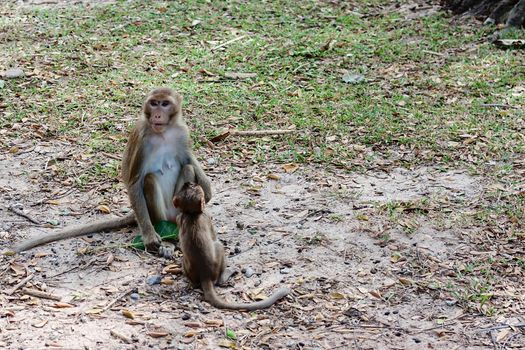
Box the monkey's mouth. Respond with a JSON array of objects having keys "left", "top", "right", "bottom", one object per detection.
[{"left": 151, "top": 122, "right": 167, "bottom": 132}]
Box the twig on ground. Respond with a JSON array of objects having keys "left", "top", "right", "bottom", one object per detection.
[
  {"left": 211, "top": 35, "right": 247, "bottom": 51},
  {"left": 21, "top": 287, "right": 61, "bottom": 301},
  {"left": 6, "top": 273, "right": 34, "bottom": 295},
  {"left": 102, "top": 287, "right": 134, "bottom": 312},
  {"left": 8, "top": 205, "right": 41, "bottom": 225},
  {"left": 230, "top": 129, "right": 298, "bottom": 137},
  {"left": 478, "top": 323, "right": 525, "bottom": 332},
  {"left": 479, "top": 103, "right": 517, "bottom": 109},
  {"left": 110, "top": 329, "right": 133, "bottom": 344},
  {"left": 210, "top": 129, "right": 299, "bottom": 143}
]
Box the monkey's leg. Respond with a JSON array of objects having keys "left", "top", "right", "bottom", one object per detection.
[
  {"left": 143, "top": 173, "right": 175, "bottom": 258},
  {"left": 216, "top": 242, "right": 235, "bottom": 286}
]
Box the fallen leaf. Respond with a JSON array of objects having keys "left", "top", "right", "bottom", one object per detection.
[
  {"left": 184, "top": 321, "right": 203, "bottom": 328},
  {"left": 97, "top": 205, "right": 111, "bottom": 214},
  {"left": 161, "top": 277, "right": 174, "bottom": 285},
  {"left": 226, "top": 329, "right": 237, "bottom": 340},
  {"left": 267, "top": 173, "right": 280, "bottom": 180},
  {"left": 147, "top": 332, "right": 169, "bottom": 338},
  {"left": 369, "top": 290, "right": 381, "bottom": 299},
  {"left": 342, "top": 72, "right": 365, "bottom": 84},
  {"left": 204, "top": 319, "right": 223, "bottom": 327},
  {"left": 356, "top": 214, "right": 369, "bottom": 221},
  {"left": 52, "top": 302, "right": 74, "bottom": 308},
  {"left": 32, "top": 320, "right": 48, "bottom": 328},
  {"left": 224, "top": 72, "right": 257, "bottom": 80},
  {"left": 282, "top": 163, "right": 299, "bottom": 173},
  {"left": 330, "top": 292, "right": 346, "bottom": 300},
  {"left": 218, "top": 339, "right": 237, "bottom": 349},
  {"left": 184, "top": 330, "right": 199, "bottom": 337},
  {"left": 10, "top": 262, "right": 27, "bottom": 276},
  {"left": 210, "top": 130, "right": 231, "bottom": 143},
  {"left": 162, "top": 264, "right": 182, "bottom": 275},
  {"left": 85, "top": 308, "right": 103, "bottom": 314},
  {"left": 398, "top": 277, "right": 413, "bottom": 285},
  {"left": 122, "top": 309, "right": 134, "bottom": 319},
  {"left": 46, "top": 200, "right": 60, "bottom": 205}
]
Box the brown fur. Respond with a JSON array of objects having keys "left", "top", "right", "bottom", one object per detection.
[
  {"left": 174, "top": 183, "right": 291, "bottom": 310},
  {"left": 13, "top": 88, "right": 211, "bottom": 256}
]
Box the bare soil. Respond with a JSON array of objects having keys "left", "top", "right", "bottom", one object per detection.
[{"left": 1, "top": 144, "right": 507, "bottom": 349}]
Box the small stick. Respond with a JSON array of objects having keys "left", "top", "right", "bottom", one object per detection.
[
  {"left": 479, "top": 103, "right": 516, "bottom": 109},
  {"left": 6, "top": 273, "right": 34, "bottom": 295},
  {"left": 110, "top": 329, "right": 133, "bottom": 344},
  {"left": 211, "top": 35, "right": 247, "bottom": 51},
  {"left": 230, "top": 129, "right": 298, "bottom": 137},
  {"left": 8, "top": 206, "right": 41, "bottom": 225},
  {"left": 478, "top": 323, "right": 525, "bottom": 332},
  {"left": 102, "top": 287, "right": 134, "bottom": 312},
  {"left": 21, "top": 287, "right": 61, "bottom": 301}
]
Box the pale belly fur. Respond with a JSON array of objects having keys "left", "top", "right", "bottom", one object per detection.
[{"left": 143, "top": 129, "right": 184, "bottom": 221}]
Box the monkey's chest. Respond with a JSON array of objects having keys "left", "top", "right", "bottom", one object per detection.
[{"left": 144, "top": 146, "right": 181, "bottom": 196}]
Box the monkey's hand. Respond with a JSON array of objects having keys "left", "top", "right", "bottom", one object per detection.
[
  {"left": 142, "top": 228, "right": 162, "bottom": 253},
  {"left": 158, "top": 241, "right": 176, "bottom": 259}
]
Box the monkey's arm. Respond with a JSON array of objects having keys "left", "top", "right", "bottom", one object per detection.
[
  {"left": 188, "top": 153, "right": 212, "bottom": 203},
  {"left": 13, "top": 213, "right": 136, "bottom": 253}
]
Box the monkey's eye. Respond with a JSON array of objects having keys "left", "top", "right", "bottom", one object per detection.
[
  {"left": 161, "top": 101, "right": 170, "bottom": 107},
  {"left": 150, "top": 100, "right": 158, "bottom": 107}
]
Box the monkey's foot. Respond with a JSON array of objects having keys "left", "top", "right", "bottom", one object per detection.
[
  {"left": 158, "top": 241, "right": 176, "bottom": 259},
  {"left": 218, "top": 268, "right": 237, "bottom": 286}
]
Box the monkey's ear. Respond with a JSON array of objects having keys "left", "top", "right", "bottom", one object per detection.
[
  {"left": 176, "top": 93, "right": 183, "bottom": 105},
  {"left": 173, "top": 196, "right": 180, "bottom": 208},
  {"left": 200, "top": 197, "right": 205, "bottom": 212}
]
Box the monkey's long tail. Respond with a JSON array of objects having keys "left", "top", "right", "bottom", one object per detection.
[
  {"left": 202, "top": 280, "right": 291, "bottom": 311},
  {"left": 13, "top": 212, "right": 137, "bottom": 253}
]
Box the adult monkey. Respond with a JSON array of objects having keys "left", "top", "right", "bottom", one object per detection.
[{"left": 13, "top": 88, "right": 211, "bottom": 258}]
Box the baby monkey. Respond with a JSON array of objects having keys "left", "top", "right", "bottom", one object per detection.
[{"left": 173, "top": 182, "right": 290, "bottom": 310}]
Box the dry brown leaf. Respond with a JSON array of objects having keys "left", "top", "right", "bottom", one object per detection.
[
  {"left": 147, "top": 332, "right": 169, "bottom": 338},
  {"left": 122, "top": 309, "right": 134, "bottom": 319},
  {"left": 162, "top": 264, "right": 183, "bottom": 275},
  {"left": 330, "top": 292, "right": 346, "bottom": 300},
  {"left": 52, "top": 302, "right": 74, "bottom": 308},
  {"left": 85, "top": 308, "right": 103, "bottom": 314},
  {"left": 184, "top": 330, "right": 199, "bottom": 337},
  {"left": 398, "top": 277, "right": 413, "bottom": 285},
  {"left": 32, "top": 320, "right": 48, "bottom": 328},
  {"left": 10, "top": 262, "right": 27, "bottom": 276},
  {"left": 210, "top": 130, "right": 231, "bottom": 143},
  {"left": 217, "top": 339, "right": 237, "bottom": 349},
  {"left": 204, "top": 319, "right": 224, "bottom": 327},
  {"left": 283, "top": 163, "right": 299, "bottom": 173},
  {"left": 184, "top": 321, "right": 203, "bottom": 328},
  {"left": 46, "top": 199, "right": 60, "bottom": 205},
  {"left": 267, "top": 173, "right": 281, "bottom": 180},
  {"left": 369, "top": 290, "right": 381, "bottom": 299},
  {"left": 224, "top": 72, "right": 257, "bottom": 80},
  {"left": 97, "top": 205, "right": 111, "bottom": 214},
  {"left": 161, "top": 277, "right": 174, "bottom": 285}
]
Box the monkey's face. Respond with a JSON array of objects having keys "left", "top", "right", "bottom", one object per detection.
[{"left": 144, "top": 96, "right": 174, "bottom": 133}]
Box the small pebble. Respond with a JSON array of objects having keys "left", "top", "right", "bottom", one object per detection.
[
  {"left": 181, "top": 313, "right": 191, "bottom": 320},
  {"left": 146, "top": 275, "right": 162, "bottom": 285},
  {"left": 234, "top": 247, "right": 241, "bottom": 254},
  {"left": 207, "top": 157, "right": 217, "bottom": 165},
  {"left": 280, "top": 268, "right": 291, "bottom": 274},
  {"left": 130, "top": 293, "right": 140, "bottom": 301},
  {"left": 243, "top": 267, "right": 255, "bottom": 278},
  {"left": 4, "top": 68, "right": 24, "bottom": 79}
]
